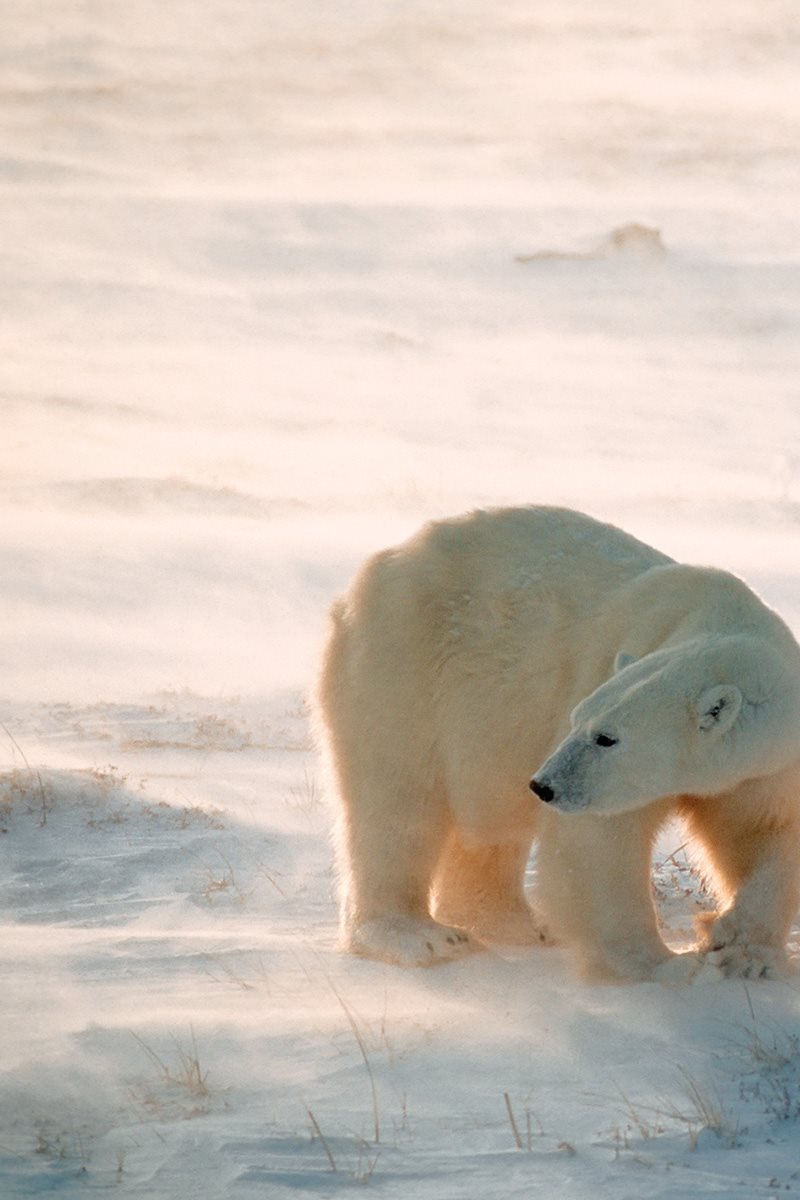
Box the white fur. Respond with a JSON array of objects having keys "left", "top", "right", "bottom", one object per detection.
[{"left": 315, "top": 507, "right": 800, "bottom": 982}]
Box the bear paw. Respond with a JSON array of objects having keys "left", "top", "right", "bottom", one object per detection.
[
  {"left": 703, "top": 942, "right": 785, "bottom": 980},
  {"left": 346, "top": 915, "right": 482, "bottom": 967},
  {"left": 696, "top": 912, "right": 787, "bottom": 980}
]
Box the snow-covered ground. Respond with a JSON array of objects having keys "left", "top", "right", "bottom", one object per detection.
[{"left": 3, "top": 2, "right": 800, "bottom": 1195}]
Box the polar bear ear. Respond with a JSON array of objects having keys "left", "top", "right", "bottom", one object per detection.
[
  {"left": 614, "top": 651, "right": 637, "bottom": 674},
  {"left": 695, "top": 685, "right": 743, "bottom": 734}
]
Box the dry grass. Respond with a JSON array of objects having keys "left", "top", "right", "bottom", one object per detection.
[
  {"left": 1, "top": 724, "right": 51, "bottom": 825},
  {"left": 132, "top": 1028, "right": 210, "bottom": 1097},
  {"left": 671, "top": 1065, "right": 741, "bottom": 1150},
  {"left": 287, "top": 767, "right": 323, "bottom": 821},
  {"left": 197, "top": 849, "right": 252, "bottom": 906},
  {"left": 607, "top": 1067, "right": 740, "bottom": 1154},
  {"left": 306, "top": 1107, "right": 337, "bottom": 1172},
  {"left": 328, "top": 980, "right": 381, "bottom": 1145},
  {"left": 130, "top": 1029, "right": 214, "bottom": 1121},
  {"left": 502, "top": 1091, "right": 546, "bottom": 1153}
]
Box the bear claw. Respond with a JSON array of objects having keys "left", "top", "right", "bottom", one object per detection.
[
  {"left": 347, "top": 915, "right": 481, "bottom": 967},
  {"left": 704, "top": 946, "right": 781, "bottom": 979}
]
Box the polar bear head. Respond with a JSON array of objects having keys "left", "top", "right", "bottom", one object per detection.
[{"left": 530, "top": 635, "right": 800, "bottom": 815}]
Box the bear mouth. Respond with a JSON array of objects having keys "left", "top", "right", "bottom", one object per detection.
[{"left": 529, "top": 776, "right": 589, "bottom": 813}]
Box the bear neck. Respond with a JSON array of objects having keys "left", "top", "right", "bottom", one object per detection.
[{"left": 608, "top": 563, "right": 800, "bottom": 665}]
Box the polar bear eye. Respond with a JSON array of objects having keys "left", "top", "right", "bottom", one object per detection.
[{"left": 594, "top": 733, "right": 618, "bottom": 748}]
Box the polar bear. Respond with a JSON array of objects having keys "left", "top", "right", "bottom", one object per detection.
[{"left": 315, "top": 507, "right": 800, "bottom": 982}]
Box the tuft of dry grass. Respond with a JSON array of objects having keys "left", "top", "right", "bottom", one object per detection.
[
  {"left": 503, "top": 1091, "right": 544, "bottom": 1151},
  {"left": 132, "top": 1028, "right": 210, "bottom": 1098},
  {"left": 130, "top": 1028, "right": 213, "bottom": 1121},
  {"left": 287, "top": 767, "right": 323, "bottom": 822},
  {"left": 1, "top": 724, "right": 51, "bottom": 825},
  {"left": 197, "top": 849, "right": 251, "bottom": 906},
  {"left": 606, "top": 1067, "right": 740, "bottom": 1154},
  {"left": 671, "top": 1065, "right": 741, "bottom": 1150}
]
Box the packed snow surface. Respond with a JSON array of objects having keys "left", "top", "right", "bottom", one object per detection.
[{"left": 3, "top": 1, "right": 800, "bottom": 1196}]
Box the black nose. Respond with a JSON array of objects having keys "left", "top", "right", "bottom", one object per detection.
[{"left": 530, "top": 778, "right": 555, "bottom": 803}]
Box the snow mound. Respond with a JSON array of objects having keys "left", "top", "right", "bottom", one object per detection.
[{"left": 517, "top": 222, "right": 667, "bottom": 263}]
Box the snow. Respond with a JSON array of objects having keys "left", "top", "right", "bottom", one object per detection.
[{"left": 2, "top": 0, "right": 800, "bottom": 1195}]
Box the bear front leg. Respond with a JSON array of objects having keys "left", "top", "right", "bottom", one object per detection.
[
  {"left": 535, "top": 804, "right": 708, "bottom": 983},
  {"left": 686, "top": 791, "right": 800, "bottom": 980},
  {"left": 690, "top": 816, "right": 796, "bottom": 974}
]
